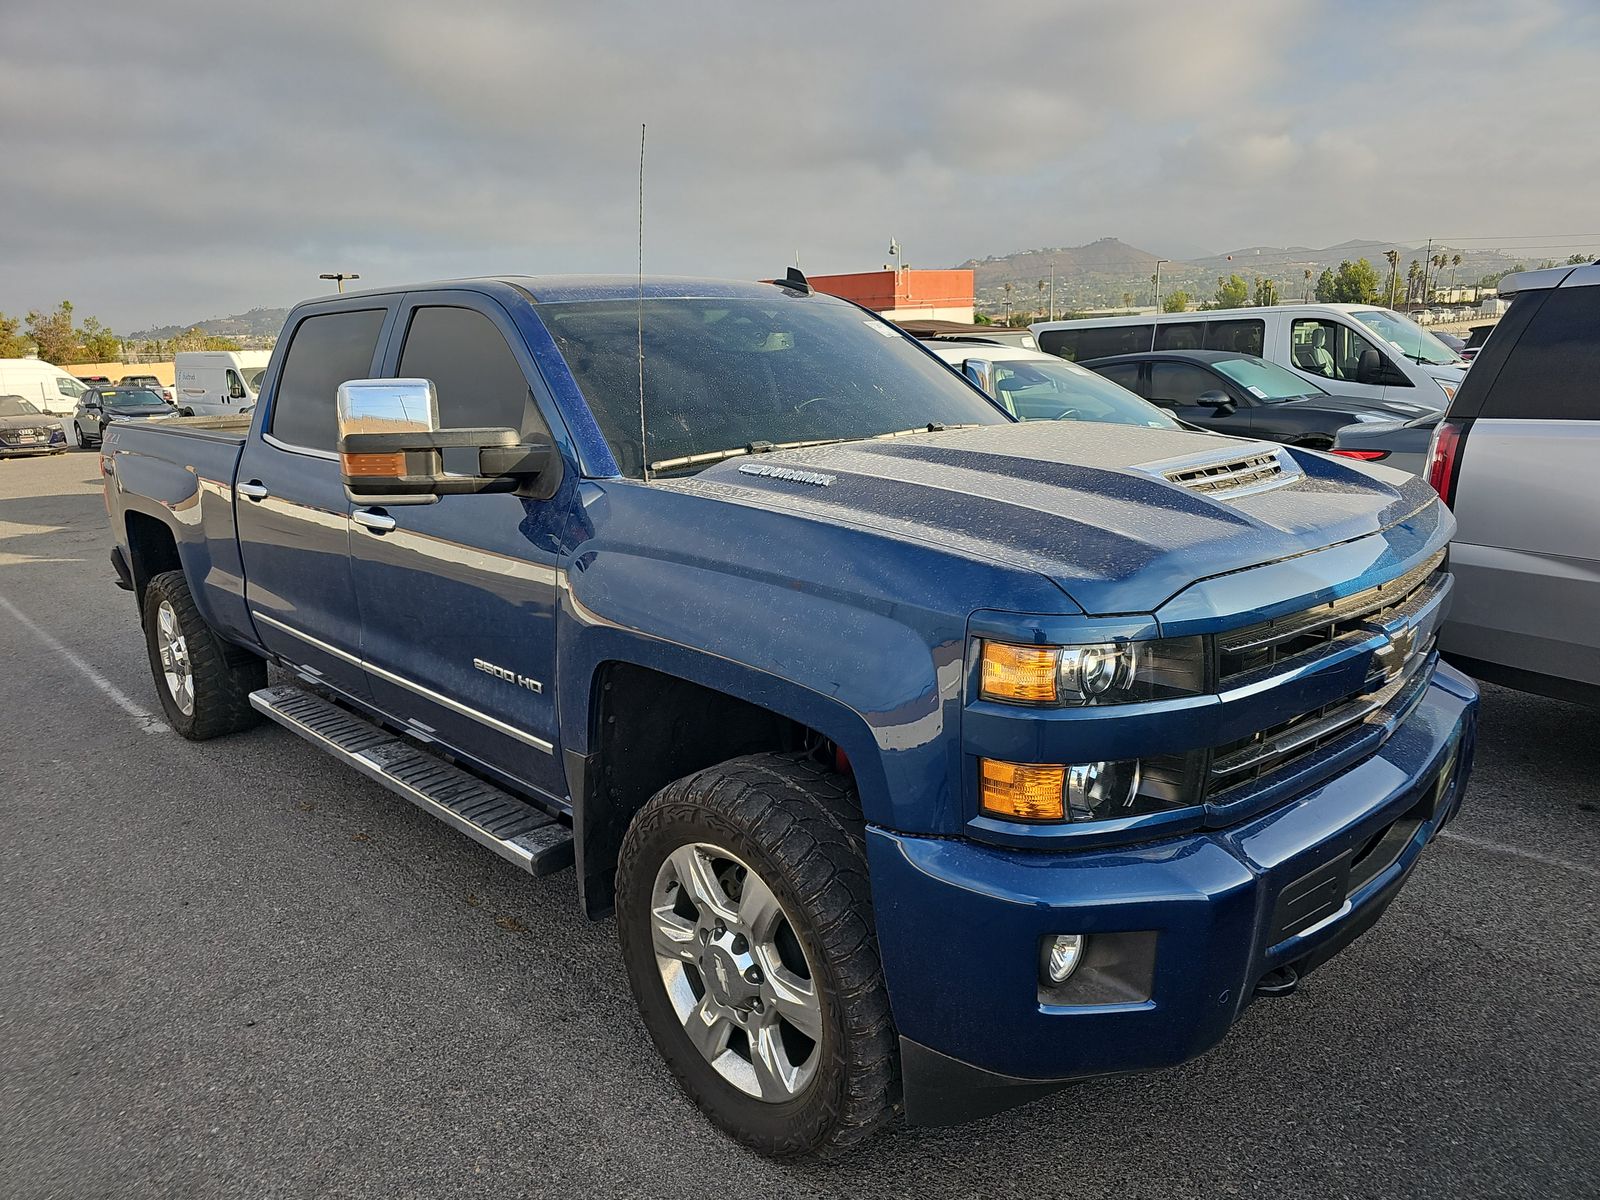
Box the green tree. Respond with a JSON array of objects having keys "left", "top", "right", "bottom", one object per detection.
[
  {"left": 1161, "top": 289, "right": 1191, "bottom": 313},
  {"left": 169, "top": 327, "right": 241, "bottom": 352},
  {"left": 1330, "top": 258, "right": 1381, "bottom": 304},
  {"left": 1253, "top": 276, "right": 1279, "bottom": 307},
  {"left": 25, "top": 301, "right": 80, "bottom": 363},
  {"left": 972, "top": 311, "right": 993, "bottom": 325},
  {"left": 78, "top": 316, "right": 121, "bottom": 361},
  {"left": 0, "top": 311, "right": 32, "bottom": 358},
  {"left": 1213, "top": 273, "right": 1249, "bottom": 309},
  {"left": 1314, "top": 268, "right": 1337, "bottom": 303}
]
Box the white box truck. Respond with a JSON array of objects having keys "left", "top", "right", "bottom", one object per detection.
[{"left": 173, "top": 350, "right": 271, "bottom": 416}]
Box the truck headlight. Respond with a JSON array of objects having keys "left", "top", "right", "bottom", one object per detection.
[
  {"left": 980, "top": 637, "right": 1205, "bottom": 706},
  {"left": 979, "top": 753, "right": 1201, "bottom": 823}
]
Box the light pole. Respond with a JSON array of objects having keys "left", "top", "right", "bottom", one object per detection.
[
  {"left": 319, "top": 272, "right": 360, "bottom": 293},
  {"left": 888, "top": 238, "right": 901, "bottom": 283},
  {"left": 1153, "top": 259, "right": 1169, "bottom": 310},
  {"left": 1049, "top": 261, "right": 1057, "bottom": 321}
]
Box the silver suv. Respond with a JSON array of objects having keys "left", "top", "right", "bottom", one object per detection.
[{"left": 1427, "top": 261, "right": 1600, "bottom": 704}]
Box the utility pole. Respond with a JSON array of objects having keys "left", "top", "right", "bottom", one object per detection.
[
  {"left": 1153, "top": 259, "right": 1169, "bottom": 310},
  {"left": 1049, "top": 261, "right": 1056, "bottom": 321},
  {"left": 319, "top": 272, "right": 360, "bottom": 293}
]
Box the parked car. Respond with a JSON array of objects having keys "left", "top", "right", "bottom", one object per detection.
[
  {"left": 172, "top": 350, "right": 271, "bottom": 415},
  {"left": 924, "top": 342, "right": 1183, "bottom": 429},
  {"left": 1332, "top": 414, "right": 1439, "bottom": 475},
  {"left": 1459, "top": 322, "right": 1499, "bottom": 363},
  {"left": 72, "top": 386, "right": 179, "bottom": 448},
  {"left": 1079, "top": 349, "right": 1437, "bottom": 448},
  {"left": 1428, "top": 261, "right": 1600, "bottom": 705},
  {"left": 1033, "top": 303, "right": 1466, "bottom": 408},
  {"left": 0, "top": 394, "right": 69, "bottom": 456},
  {"left": 75, "top": 374, "right": 113, "bottom": 385},
  {"left": 900, "top": 320, "right": 1039, "bottom": 350},
  {"left": 1430, "top": 331, "right": 1467, "bottom": 355},
  {"left": 0, "top": 358, "right": 91, "bottom": 426},
  {"left": 119, "top": 374, "right": 178, "bottom": 405},
  {"left": 103, "top": 273, "right": 1476, "bottom": 1155}
]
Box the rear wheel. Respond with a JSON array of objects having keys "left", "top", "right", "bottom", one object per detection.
[
  {"left": 141, "top": 570, "right": 266, "bottom": 739},
  {"left": 616, "top": 752, "right": 899, "bottom": 1157}
]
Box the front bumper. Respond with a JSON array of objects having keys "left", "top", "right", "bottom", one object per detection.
[
  {"left": 0, "top": 431, "right": 67, "bottom": 456},
  {"left": 868, "top": 663, "right": 1478, "bottom": 1125}
]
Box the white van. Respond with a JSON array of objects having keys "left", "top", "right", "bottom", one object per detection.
[
  {"left": 1031, "top": 304, "right": 1468, "bottom": 408},
  {"left": 173, "top": 350, "right": 271, "bottom": 416},
  {"left": 0, "top": 358, "right": 92, "bottom": 427}
]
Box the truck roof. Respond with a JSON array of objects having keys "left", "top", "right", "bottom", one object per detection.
[{"left": 308, "top": 275, "right": 808, "bottom": 307}]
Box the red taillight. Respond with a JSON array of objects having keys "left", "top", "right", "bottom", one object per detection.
[
  {"left": 1331, "top": 449, "right": 1388, "bottom": 461},
  {"left": 1426, "top": 419, "right": 1466, "bottom": 507}
]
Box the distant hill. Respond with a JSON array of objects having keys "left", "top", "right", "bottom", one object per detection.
[{"left": 131, "top": 306, "right": 288, "bottom": 341}]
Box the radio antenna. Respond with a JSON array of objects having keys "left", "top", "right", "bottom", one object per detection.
[{"left": 636, "top": 122, "right": 650, "bottom": 482}]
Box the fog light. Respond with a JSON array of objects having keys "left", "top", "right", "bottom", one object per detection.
[{"left": 1044, "top": 933, "right": 1085, "bottom": 985}]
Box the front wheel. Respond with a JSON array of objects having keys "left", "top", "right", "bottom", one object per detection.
[
  {"left": 73, "top": 422, "right": 90, "bottom": 449},
  {"left": 141, "top": 570, "right": 266, "bottom": 739},
  {"left": 616, "top": 752, "right": 899, "bottom": 1157}
]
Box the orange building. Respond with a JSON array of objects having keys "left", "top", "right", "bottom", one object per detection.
[{"left": 804, "top": 269, "right": 975, "bottom": 323}]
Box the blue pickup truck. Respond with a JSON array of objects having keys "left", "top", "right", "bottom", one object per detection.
[{"left": 103, "top": 274, "right": 1477, "bottom": 1155}]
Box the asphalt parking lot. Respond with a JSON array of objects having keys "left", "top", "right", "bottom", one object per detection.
[{"left": 2, "top": 449, "right": 1596, "bottom": 1199}]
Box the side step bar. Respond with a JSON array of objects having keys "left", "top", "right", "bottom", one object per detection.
[{"left": 249, "top": 684, "right": 574, "bottom": 876}]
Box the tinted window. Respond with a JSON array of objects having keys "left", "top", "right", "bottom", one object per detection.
[
  {"left": 1091, "top": 362, "right": 1144, "bottom": 393},
  {"left": 545, "top": 297, "right": 1009, "bottom": 477},
  {"left": 1479, "top": 284, "right": 1600, "bottom": 420},
  {"left": 397, "top": 306, "right": 539, "bottom": 434},
  {"left": 1038, "top": 324, "right": 1154, "bottom": 362},
  {"left": 271, "top": 309, "right": 386, "bottom": 451},
  {"left": 1149, "top": 362, "right": 1223, "bottom": 405},
  {"left": 1204, "top": 319, "right": 1265, "bottom": 357},
  {"left": 1154, "top": 322, "right": 1204, "bottom": 350}
]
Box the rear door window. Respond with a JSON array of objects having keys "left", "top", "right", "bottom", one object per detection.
[
  {"left": 1091, "top": 362, "right": 1144, "bottom": 394},
  {"left": 1154, "top": 322, "right": 1204, "bottom": 350},
  {"left": 270, "top": 309, "right": 387, "bottom": 452},
  {"left": 1204, "top": 319, "right": 1265, "bottom": 357},
  {"left": 1477, "top": 284, "right": 1600, "bottom": 420},
  {"left": 1038, "top": 324, "right": 1153, "bottom": 362}
]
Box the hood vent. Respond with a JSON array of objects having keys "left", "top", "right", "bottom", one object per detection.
[{"left": 1157, "top": 448, "right": 1300, "bottom": 498}]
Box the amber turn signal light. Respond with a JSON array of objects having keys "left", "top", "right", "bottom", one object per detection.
[
  {"left": 341, "top": 451, "right": 407, "bottom": 478},
  {"left": 980, "top": 643, "right": 1060, "bottom": 703},
  {"left": 979, "top": 758, "right": 1066, "bottom": 821}
]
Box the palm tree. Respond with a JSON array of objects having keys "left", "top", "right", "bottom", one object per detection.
[
  {"left": 1036, "top": 279, "right": 1048, "bottom": 320},
  {"left": 1450, "top": 253, "right": 1463, "bottom": 299},
  {"left": 1304, "top": 268, "right": 1313, "bottom": 302},
  {"left": 1384, "top": 250, "right": 1400, "bottom": 307},
  {"left": 1002, "top": 281, "right": 1014, "bottom": 323}
]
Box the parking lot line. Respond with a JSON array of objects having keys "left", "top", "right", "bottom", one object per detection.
[
  {"left": 1439, "top": 828, "right": 1598, "bottom": 881},
  {"left": 0, "top": 591, "right": 169, "bottom": 734}
]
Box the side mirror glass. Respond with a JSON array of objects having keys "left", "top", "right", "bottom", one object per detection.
[
  {"left": 335, "top": 378, "right": 558, "bottom": 506},
  {"left": 1197, "top": 389, "right": 1237, "bottom": 414},
  {"left": 963, "top": 358, "right": 996, "bottom": 397}
]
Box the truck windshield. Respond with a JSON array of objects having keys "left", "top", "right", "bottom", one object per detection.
[
  {"left": 1352, "top": 308, "right": 1463, "bottom": 367},
  {"left": 1211, "top": 356, "right": 1328, "bottom": 401},
  {"left": 542, "top": 296, "right": 1011, "bottom": 477},
  {"left": 246, "top": 368, "right": 267, "bottom": 392}
]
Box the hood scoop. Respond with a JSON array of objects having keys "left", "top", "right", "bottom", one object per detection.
[{"left": 1148, "top": 445, "right": 1301, "bottom": 499}]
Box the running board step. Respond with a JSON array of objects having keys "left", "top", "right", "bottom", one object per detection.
[{"left": 249, "top": 684, "right": 573, "bottom": 876}]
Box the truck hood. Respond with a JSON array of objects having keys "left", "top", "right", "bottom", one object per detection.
[{"left": 682, "top": 423, "right": 1438, "bottom": 615}]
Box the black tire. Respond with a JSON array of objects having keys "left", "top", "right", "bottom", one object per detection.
[
  {"left": 73, "top": 423, "right": 89, "bottom": 449},
  {"left": 141, "top": 569, "right": 266, "bottom": 740},
  {"left": 616, "top": 752, "right": 899, "bottom": 1157}
]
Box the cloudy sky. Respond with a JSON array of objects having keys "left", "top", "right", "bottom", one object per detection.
[{"left": 4, "top": 0, "right": 1598, "bottom": 330}]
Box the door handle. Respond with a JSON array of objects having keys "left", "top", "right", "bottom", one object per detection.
[
  {"left": 353, "top": 508, "right": 397, "bottom": 534},
  {"left": 238, "top": 481, "right": 268, "bottom": 501}
]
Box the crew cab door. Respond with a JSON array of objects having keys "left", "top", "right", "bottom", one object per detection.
[
  {"left": 236, "top": 301, "right": 395, "bottom": 699},
  {"left": 347, "top": 292, "right": 568, "bottom": 802}
]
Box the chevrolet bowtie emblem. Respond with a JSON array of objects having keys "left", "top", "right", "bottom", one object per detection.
[{"left": 1374, "top": 625, "right": 1418, "bottom": 680}]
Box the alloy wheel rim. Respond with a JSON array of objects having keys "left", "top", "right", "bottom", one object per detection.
[
  {"left": 155, "top": 600, "right": 194, "bottom": 716},
  {"left": 649, "top": 841, "right": 823, "bottom": 1102}
]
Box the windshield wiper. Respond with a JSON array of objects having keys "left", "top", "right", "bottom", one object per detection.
[{"left": 648, "top": 423, "right": 981, "bottom": 474}]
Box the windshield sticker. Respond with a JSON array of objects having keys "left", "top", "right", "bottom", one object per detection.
[
  {"left": 1246, "top": 386, "right": 1268, "bottom": 399},
  {"left": 738, "top": 462, "right": 836, "bottom": 487},
  {"left": 864, "top": 320, "right": 899, "bottom": 337}
]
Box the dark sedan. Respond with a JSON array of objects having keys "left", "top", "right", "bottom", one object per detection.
[
  {"left": 1079, "top": 349, "right": 1438, "bottom": 448},
  {"left": 1331, "top": 413, "right": 1438, "bottom": 476},
  {"left": 0, "top": 394, "right": 68, "bottom": 456},
  {"left": 71, "top": 387, "right": 179, "bottom": 449}
]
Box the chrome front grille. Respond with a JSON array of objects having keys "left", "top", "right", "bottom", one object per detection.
[
  {"left": 1218, "top": 550, "right": 1447, "bottom": 685},
  {"left": 1164, "top": 451, "right": 1284, "bottom": 495}
]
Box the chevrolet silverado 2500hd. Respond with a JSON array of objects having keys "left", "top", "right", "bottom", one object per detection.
[{"left": 103, "top": 274, "right": 1477, "bottom": 1156}]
